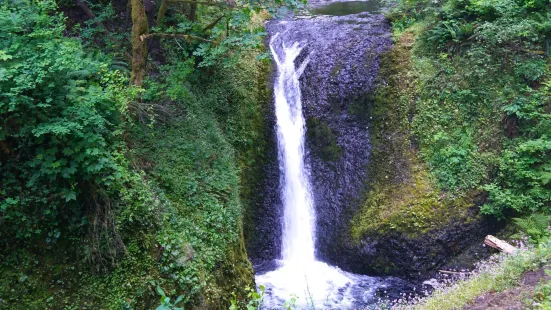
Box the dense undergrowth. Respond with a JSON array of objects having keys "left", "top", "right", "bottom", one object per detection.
[
  {"left": 352, "top": 0, "right": 551, "bottom": 240},
  {"left": 388, "top": 0, "right": 551, "bottom": 218},
  {"left": 0, "top": 0, "right": 277, "bottom": 308},
  {"left": 350, "top": 0, "right": 551, "bottom": 305},
  {"left": 3, "top": 0, "right": 551, "bottom": 307}
]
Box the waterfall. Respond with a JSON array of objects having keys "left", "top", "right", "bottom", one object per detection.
[
  {"left": 271, "top": 34, "right": 315, "bottom": 266},
  {"left": 255, "top": 33, "right": 386, "bottom": 309}
]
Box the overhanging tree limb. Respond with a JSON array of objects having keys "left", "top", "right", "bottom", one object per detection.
[
  {"left": 167, "top": 0, "right": 234, "bottom": 8},
  {"left": 140, "top": 33, "right": 218, "bottom": 44}
]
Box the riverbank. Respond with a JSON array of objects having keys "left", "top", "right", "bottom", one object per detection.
[{"left": 377, "top": 236, "right": 551, "bottom": 309}]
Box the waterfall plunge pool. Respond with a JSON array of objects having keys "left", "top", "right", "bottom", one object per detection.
[{"left": 308, "top": 1, "right": 382, "bottom": 16}]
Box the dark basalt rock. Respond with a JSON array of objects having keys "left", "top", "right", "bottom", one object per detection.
[
  {"left": 248, "top": 6, "right": 499, "bottom": 283},
  {"left": 266, "top": 11, "right": 393, "bottom": 269},
  {"left": 335, "top": 206, "right": 501, "bottom": 278},
  {"left": 242, "top": 68, "right": 283, "bottom": 265}
]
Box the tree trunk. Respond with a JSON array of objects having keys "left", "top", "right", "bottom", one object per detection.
[
  {"left": 75, "top": 0, "right": 108, "bottom": 31},
  {"left": 131, "top": 0, "right": 149, "bottom": 86},
  {"left": 187, "top": 0, "right": 197, "bottom": 22}
]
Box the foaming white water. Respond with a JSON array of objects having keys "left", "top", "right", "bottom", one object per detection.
[
  {"left": 255, "top": 33, "right": 383, "bottom": 309},
  {"left": 257, "top": 259, "right": 381, "bottom": 308},
  {"left": 271, "top": 33, "right": 315, "bottom": 266}
]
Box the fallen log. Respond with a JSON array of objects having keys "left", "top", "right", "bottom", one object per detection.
[
  {"left": 438, "top": 270, "right": 471, "bottom": 275},
  {"left": 484, "top": 235, "right": 517, "bottom": 254}
]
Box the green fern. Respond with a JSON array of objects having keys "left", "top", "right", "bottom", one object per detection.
[{"left": 512, "top": 213, "right": 551, "bottom": 243}]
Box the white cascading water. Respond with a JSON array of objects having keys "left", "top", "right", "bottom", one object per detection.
[
  {"left": 272, "top": 34, "right": 315, "bottom": 266},
  {"left": 255, "top": 33, "right": 381, "bottom": 309}
]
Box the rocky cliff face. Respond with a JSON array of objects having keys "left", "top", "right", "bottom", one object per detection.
[
  {"left": 246, "top": 11, "right": 392, "bottom": 267},
  {"left": 289, "top": 12, "right": 393, "bottom": 265},
  {"left": 248, "top": 10, "right": 500, "bottom": 281}
]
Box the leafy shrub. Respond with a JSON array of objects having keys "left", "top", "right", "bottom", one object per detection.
[
  {"left": 389, "top": 0, "right": 551, "bottom": 219},
  {"left": 515, "top": 59, "right": 547, "bottom": 83},
  {"left": 0, "top": 1, "right": 137, "bottom": 242},
  {"left": 481, "top": 138, "right": 551, "bottom": 216},
  {"left": 427, "top": 19, "right": 475, "bottom": 53},
  {"left": 482, "top": 79, "right": 551, "bottom": 217},
  {"left": 425, "top": 130, "right": 487, "bottom": 192}
]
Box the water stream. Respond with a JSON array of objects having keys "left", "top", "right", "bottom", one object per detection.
[
  {"left": 254, "top": 1, "right": 401, "bottom": 308},
  {"left": 255, "top": 26, "right": 388, "bottom": 310}
]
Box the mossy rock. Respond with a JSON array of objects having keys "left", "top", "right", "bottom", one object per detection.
[
  {"left": 306, "top": 116, "right": 343, "bottom": 162},
  {"left": 351, "top": 159, "right": 478, "bottom": 240},
  {"left": 322, "top": 32, "right": 500, "bottom": 278}
]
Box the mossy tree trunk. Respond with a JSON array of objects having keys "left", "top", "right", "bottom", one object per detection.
[
  {"left": 131, "top": 0, "right": 149, "bottom": 86},
  {"left": 156, "top": 0, "right": 168, "bottom": 27},
  {"left": 188, "top": 0, "right": 197, "bottom": 22}
]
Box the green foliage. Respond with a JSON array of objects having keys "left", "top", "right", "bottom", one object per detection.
[
  {"left": 350, "top": 32, "right": 476, "bottom": 243},
  {"left": 229, "top": 286, "right": 265, "bottom": 310},
  {"left": 427, "top": 19, "right": 475, "bottom": 53},
  {"left": 0, "top": 1, "right": 145, "bottom": 245},
  {"left": 154, "top": 284, "right": 185, "bottom": 310},
  {"left": 388, "top": 0, "right": 551, "bottom": 218},
  {"left": 481, "top": 80, "right": 551, "bottom": 216},
  {"left": 528, "top": 271, "right": 551, "bottom": 309},
  {"left": 1, "top": 0, "right": 271, "bottom": 309},
  {"left": 126, "top": 46, "right": 270, "bottom": 308},
  {"left": 425, "top": 129, "right": 488, "bottom": 191},
  {"left": 513, "top": 213, "right": 551, "bottom": 244},
  {"left": 153, "top": 0, "right": 305, "bottom": 69}
]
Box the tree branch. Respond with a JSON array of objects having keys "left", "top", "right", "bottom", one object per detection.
[
  {"left": 140, "top": 33, "right": 218, "bottom": 44},
  {"left": 167, "top": 0, "right": 233, "bottom": 8},
  {"left": 75, "top": 0, "right": 108, "bottom": 31},
  {"left": 203, "top": 15, "right": 225, "bottom": 32},
  {"left": 484, "top": 235, "right": 517, "bottom": 254}
]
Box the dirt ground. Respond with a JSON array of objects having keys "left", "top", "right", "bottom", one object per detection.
[{"left": 463, "top": 268, "right": 549, "bottom": 310}]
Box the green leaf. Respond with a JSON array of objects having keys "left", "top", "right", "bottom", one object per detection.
[
  {"left": 0, "top": 50, "right": 13, "bottom": 61},
  {"left": 155, "top": 285, "right": 166, "bottom": 297}
]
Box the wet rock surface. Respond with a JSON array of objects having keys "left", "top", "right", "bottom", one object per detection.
[
  {"left": 242, "top": 89, "right": 283, "bottom": 264},
  {"left": 248, "top": 0, "right": 498, "bottom": 287},
  {"left": 247, "top": 7, "right": 392, "bottom": 267},
  {"left": 266, "top": 8, "right": 393, "bottom": 269},
  {"left": 338, "top": 207, "right": 500, "bottom": 278}
]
